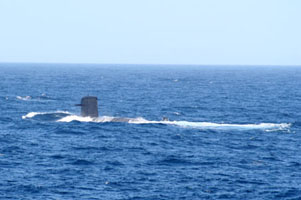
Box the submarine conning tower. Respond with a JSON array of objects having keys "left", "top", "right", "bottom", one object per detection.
[{"left": 76, "top": 96, "right": 99, "bottom": 118}]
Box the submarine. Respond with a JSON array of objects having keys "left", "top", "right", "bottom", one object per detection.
[
  {"left": 76, "top": 96, "right": 132, "bottom": 122},
  {"left": 76, "top": 96, "right": 99, "bottom": 117},
  {"left": 76, "top": 96, "right": 169, "bottom": 122}
]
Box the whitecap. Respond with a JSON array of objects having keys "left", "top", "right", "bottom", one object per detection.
[{"left": 17, "top": 96, "right": 32, "bottom": 101}]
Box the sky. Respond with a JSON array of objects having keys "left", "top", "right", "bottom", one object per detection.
[{"left": 0, "top": 0, "right": 300, "bottom": 65}]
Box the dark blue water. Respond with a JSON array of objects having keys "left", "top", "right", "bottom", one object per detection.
[{"left": 1, "top": 63, "right": 301, "bottom": 199}]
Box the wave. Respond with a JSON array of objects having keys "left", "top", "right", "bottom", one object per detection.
[
  {"left": 17, "top": 96, "right": 32, "bottom": 101},
  {"left": 22, "top": 111, "right": 291, "bottom": 131},
  {"left": 16, "top": 94, "right": 55, "bottom": 101}
]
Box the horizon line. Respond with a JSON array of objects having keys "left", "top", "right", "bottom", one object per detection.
[{"left": 0, "top": 61, "right": 301, "bottom": 67}]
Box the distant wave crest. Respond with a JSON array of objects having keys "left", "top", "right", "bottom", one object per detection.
[
  {"left": 17, "top": 96, "right": 32, "bottom": 101},
  {"left": 22, "top": 111, "right": 291, "bottom": 131},
  {"left": 16, "top": 94, "right": 54, "bottom": 101}
]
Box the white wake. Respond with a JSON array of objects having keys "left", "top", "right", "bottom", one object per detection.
[
  {"left": 22, "top": 111, "right": 291, "bottom": 131},
  {"left": 57, "top": 114, "right": 291, "bottom": 131},
  {"left": 22, "top": 111, "right": 71, "bottom": 119}
]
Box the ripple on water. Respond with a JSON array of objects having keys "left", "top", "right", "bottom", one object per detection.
[
  {"left": 70, "top": 159, "right": 95, "bottom": 166},
  {"left": 1, "top": 65, "right": 301, "bottom": 199}
]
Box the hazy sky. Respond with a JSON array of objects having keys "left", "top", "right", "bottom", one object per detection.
[{"left": 0, "top": 0, "right": 300, "bottom": 65}]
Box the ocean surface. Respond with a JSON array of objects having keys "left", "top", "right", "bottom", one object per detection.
[{"left": 1, "top": 63, "right": 301, "bottom": 199}]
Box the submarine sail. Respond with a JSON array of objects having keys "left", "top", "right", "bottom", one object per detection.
[{"left": 76, "top": 96, "right": 99, "bottom": 118}]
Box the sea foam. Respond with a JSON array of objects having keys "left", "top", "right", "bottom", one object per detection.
[
  {"left": 17, "top": 96, "right": 32, "bottom": 101},
  {"left": 22, "top": 111, "right": 71, "bottom": 119},
  {"left": 22, "top": 111, "right": 291, "bottom": 131}
]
